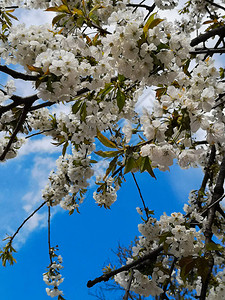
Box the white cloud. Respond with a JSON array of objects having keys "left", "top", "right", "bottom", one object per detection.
[
  {"left": 14, "top": 8, "right": 54, "bottom": 27},
  {"left": 19, "top": 136, "right": 61, "bottom": 156},
  {"left": 22, "top": 156, "right": 56, "bottom": 209}
]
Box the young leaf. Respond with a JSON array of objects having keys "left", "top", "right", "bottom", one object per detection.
[
  {"left": 62, "top": 141, "right": 69, "bottom": 156},
  {"left": 116, "top": 88, "right": 126, "bottom": 113},
  {"left": 96, "top": 129, "right": 117, "bottom": 148},
  {"left": 104, "top": 156, "right": 118, "bottom": 179},
  {"left": 140, "top": 156, "right": 156, "bottom": 179},
  {"left": 95, "top": 150, "right": 122, "bottom": 158},
  {"left": 124, "top": 156, "right": 137, "bottom": 174},
  {"left": 72, "top": 100, "right": 82, "bottom": 114},
  {"left": 52, "top": 14, "right": 67, "bottom": 26},
  {"left": 48, "top": 4, "right": 71, "bottom": 13}
]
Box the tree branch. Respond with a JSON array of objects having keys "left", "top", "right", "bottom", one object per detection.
[
  {"left": 126, "top": 3, "right": 156, "bottom": 12},
  {"left": 87, "top": 245, "right": 163, "bottom": 288},
  {"left": 190, "top": 47, "right": 225, "bottom": 55},
  {"left": 190, "top": 26, "right": 225, "bottom": 47},
  {"left": 0, "top": 101, "right": 34, "bottom": 161},
  {"left": 204, "top": 0, "right": 225, "bottom": 11},
  {"left": 48, "top": 206, "right": 53, "bottom": 264},
  {"left": 131, "top": 172, "right": 149, "bottom": 220},
  {"left": 9, "top": 201, "right": 46, "bottom": 244},
  {"left": 123, "top": 268, "right": 134, "bottom": 300},
  {"left": 200, "top": 154, "right": 225, "bottom": 299},
  {"left": 0, "top": 65, "right": 37, "bottom": 81}
]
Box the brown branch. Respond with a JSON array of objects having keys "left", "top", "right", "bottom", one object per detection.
[
  {"left": 28, "top": 101, "right": 55, "bottom": 112},
  {"left": 123, "top": 268, "right": 134, "bottom": 300},
  {"left": 126, "top": 3, "right": 156, "bottom": 12},
  {"left": 160, "top": 258, "right": 177, "bottom": 300},
  {"left": 0, "top": 101, "right": 34, "bottom": 161},
  {"left": 198, "top": 145, "right": 216, "bottom": 203},
  {"left": 48, "top": 206, "right": 53, "bottom": 264},
  {"left": 131, "top": 172, "right": 149, "bottom": 220},
  {"left": 87, "top": 245, "right": 163, "bottom": 288},
  {"left": 190, "top": 26, "right": 225, "bottom": 47},
  {"left": 190, "top": 47, "right": 225, "bottom": 55},
  {"left": 200, "top": 154, "right": 225, "bottom": 299},
  {"left": 205, "top": 0, "right": 225, "bottom": 11},
  {"left": 0, "top": 65, "right": 37, "bottom": 81},
  {"left": 9, "top": 201, "right": 46, "bottom": 243},
  {"left": 0, "top": 94, "right": 39, "bottom": 118},
  {"left": 28, "top": 87, "right": 90, "bottom": 112}
]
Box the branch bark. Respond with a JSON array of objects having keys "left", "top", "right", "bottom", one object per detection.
[
  {"left": 0, "top": 101, "right": 34, "bottom": 161},
  {"left": 87, "top": 245, "right": 163, "bottom": 288},
  {"left": 200, "top": 154, "right": 225, "bottom": 299},
  {"left": 190, "top": 26, "right": 225, "bottom": 47},
  {"left": 0, "top": 65, "right": 37, "bottom": 81}
]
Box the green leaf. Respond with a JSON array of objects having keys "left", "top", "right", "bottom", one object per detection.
[
  {"left": 5, "top": 11, "right": 18, "bottom": 21},
  {"left": 95, "top": 150, "right": 122, "bottom": 158},
  {"left": 52, "top": 13, "right": 67, "bottom": 26},
  {"left": 72, "top": 8, "right": 83, "bottom": 16},
  {"left": 98, "top": 83, "right": 113, "bottom": 99},
  {"left": 179, "top": 256, "right": 196, "bottom": 282},
  {"left": 118, "top": 74, "right": 126, "bottom": 82},
  {"left": 46, "top": 5, "right": 71, "bottom": 13},
  {"left": 220, "top": 67, "right": 225, "bottom": 79},
  {"left": 62, "top": 141, "right": 68, "bottom": 156},
  {"left": 143, "top": 13, "right": 164, "bottom": 37},
  {"left": 89, "top": 4, "right": 104, "bottom": 17},
  {"left": 116, "top": 88, "right": 126, "bottom": 113},
  {"left": 96, "top": 129, "right": 117, "bottom": 148},
  {"left": 104, "top": 156, "right": 118, "bottom": 179},
  {"left": 143, "top": 13, "right": 156, "bottom": 36},
  {"left": 140, "top": 157, "right": 156, "bottom": 178},
  {"left": 124, "top": 156, "right": 137, "bottom": 174},
  {"left": 206, "top": 242, "right": 224, "bottom": 252},
  {"left": 72, "top": 100, "right": 82, "bottom": 114},
  {"left": 159, "top": 231, "right": 173, "bottom": 245},
  {"left": 80, "top": 102, "right": 87, "bottom": 122}
]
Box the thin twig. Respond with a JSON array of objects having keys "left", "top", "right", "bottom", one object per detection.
[
  {"left": 201, "top": 194, "right": 225, "bottom": 217},
  {"left": 25, "top": 129, "right": 54, "bottom": 139},
  {"left": 190, "top": 48, "right": 225, "bottom": 55},
  {"left": 48, "top": 206, "right": 53, "bottom": 264},
  {"left": 10, "top": 201, "right": 46, "bottom": 243},
  {"left": 131, "top": 172, "right": 149, "bottom": 220},
  {"left": 123, "top": 269, "right": 134, "bottom": 300},
  {"left": 205, "top": 0, "right": 225, "bottom": 11}
]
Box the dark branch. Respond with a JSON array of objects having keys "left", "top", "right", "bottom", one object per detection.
[
  {"left": 190, "top": 26, "right": 225, "bottom": 47},
  {"left": 131, "top": 172, "right": 149, "bottom": 220},
  {"left": 10, "top": 201, "right": 46, "bottom": 243},
  {"left": 123, "top": 268, "right": 134, "bottom": 300},
  {"left": 0, "top": 65, "right": 38, "bottom": 81},
  {"left": 126, "top": 3, "right": 156, "bottom": 12},
  {"left": 28, "top": 101, "right": 55, "bottom": 112},
  {"left": 200, "top": 154, "right": 225, "bottom": 299},
  {"left": 0, "top": 102, "right": 34, "bottom": 161},
  {"left": 48, "top": 206, "right": 53, "bottom": 264},
  {"left": 190, "top": 48, "right": 225, "bottom": 55},
  {"left": 205, "top": 0, "right": 225, "bottom": 11},
  {"left": 87, "top": 245, "right": 163, "bottom": 288}
]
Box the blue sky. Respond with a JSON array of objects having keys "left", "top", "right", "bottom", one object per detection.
[
  {"left": 0, "top": 5, "right": 206, "bottom": 300},
  {"left": 0, "top": 148, "right": 202, "bottom": 299}
]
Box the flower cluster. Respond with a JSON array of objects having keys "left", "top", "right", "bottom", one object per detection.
[
  {"left": 43, "top": 249, "right": 64, "bottom": 298},
  {"left": 43, "top": 149, "right": 94, "bottom": 213}
]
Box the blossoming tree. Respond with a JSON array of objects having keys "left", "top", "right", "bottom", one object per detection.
[{"left": 0, "top": 0, "right": 225, "bottom": 299}]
